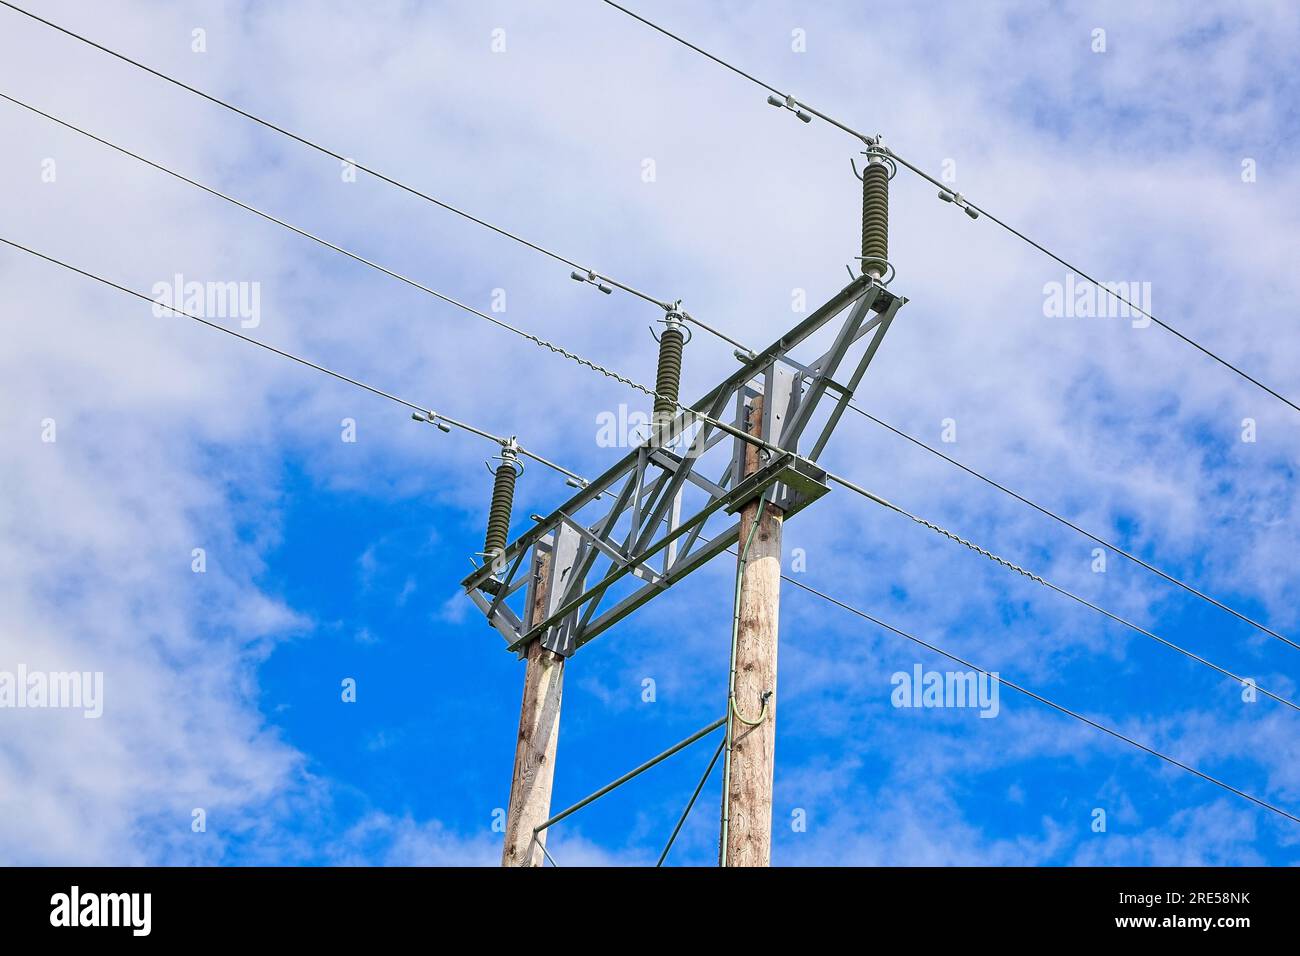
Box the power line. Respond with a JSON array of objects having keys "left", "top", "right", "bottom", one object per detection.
[
  {"left": 0, "top": 3, "right": 626, "bottom": 292},
  {"left": 11, "top": 0, "right": 1292, "bottom": 858},
  {"left": 659, "top": 471, "right": 1296, "bottom": 721},
  {"left": 0, "top": 91, "right": 666, "bottom": 408},
  {"left": 524, "top": 352, "right": 1286, "bottom": 712},
  {"left": 598, "top": 0, "right": 1300, "bottom": 417},
  {"left": 30, "top": 93, "right": 1271, "bottom": 692},
  {"left": 779, "top": 571, "right": 1300, "bottom": 827},
  {"left": 0, "top": 94, "right": 838, "bottom": 499},
  {"left": 823, "top": 470, "right": 1300, "bottom": 712},
  {"left": 596, "top": 0, "right": 1300, "bottom": 656},
  {"left": 22, "top": 86, "right": 1276, "bottom": 692},
  {"left": 0, "top": 1, "right": 754, "bottom": 354},
  {"left": 15, "top": 241, "right": 1292, "bottom": 835},
  {"left": 25, "top": 11, "right": 1278, "bottom": 663},
  {"left": 0, "top": 201, "right": 814, "bottom": 532},
  {"left": 20, "top": 147, "right": 1269, "bottom": 701},
  {"left": 845, "top": 402, "right": 1299, "bottom": 652},
  {"left": 0, "top": 235, "right": 587, "bottom": 485},
  {"left": 600, "top": 0, "right": 782, "bottom": 98}
]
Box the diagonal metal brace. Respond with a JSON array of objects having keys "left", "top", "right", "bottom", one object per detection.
[{"left": 462, "top": 274, "right": 903, "bottom": 657}]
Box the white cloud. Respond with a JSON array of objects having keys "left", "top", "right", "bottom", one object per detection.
[{"left": 1, "top": 0, "right": 1296, "bottom": 864}]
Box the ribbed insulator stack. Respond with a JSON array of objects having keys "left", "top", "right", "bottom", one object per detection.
[
  {"left": 861, "top": 160, "right": 889, "bottom": 279},
  {"left": 483, "top": 451, "right": 519, "bottom": 572},
  {"left": 653, "top": 320, "right": 685, "bottom": 437}
]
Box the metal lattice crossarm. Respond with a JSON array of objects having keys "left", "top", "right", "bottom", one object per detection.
[{"left": 461, "top": 274, "right": 907, "bottom": 656}]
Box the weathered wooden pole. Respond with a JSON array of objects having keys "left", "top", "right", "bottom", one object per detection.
[
  {"left": 721, "top": 394, "right": 783, "bottom": 866},
  {"left": 501, "top": 548, "right": 565, "bottom": 867}
]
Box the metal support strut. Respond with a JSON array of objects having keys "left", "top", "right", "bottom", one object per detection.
[{"left": 463, "top": 275, "right": 907, "bottom": 656}]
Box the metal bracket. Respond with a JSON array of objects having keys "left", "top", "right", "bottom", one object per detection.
[{"left": 462, "top": 275, "right": 905, "bottom": 657}]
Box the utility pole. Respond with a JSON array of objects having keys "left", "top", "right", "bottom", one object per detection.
[
  {"left": 501, "top": 547, "right": 565, "bottom": 866},
  {"left": 477, "top": 438, "right": 565, "bottom": 868},
  {"left": 721, "top": 393, "right": 784, "bottom": 866},
  {"left": 466, "top": 141, "right": 901, "bottom": 865}
]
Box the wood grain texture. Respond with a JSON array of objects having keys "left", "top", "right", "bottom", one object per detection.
[
  {"left": 725, "top": 395, "right": 783, "bottom": 867},
  {"left": 501, "top": 550, "right": 565, "bottom": 867}
]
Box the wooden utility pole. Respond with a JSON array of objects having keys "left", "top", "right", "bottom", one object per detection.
[
  {"left": 501, "top": 549, "right": 565, "bottom": 867},
  {"left": 722, "top": 394, "right": 784, "bottom": 866}
]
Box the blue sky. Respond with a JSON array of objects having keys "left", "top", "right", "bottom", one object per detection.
[{"left": 1, "top": 0, "right": 1299, "bottom": 865}]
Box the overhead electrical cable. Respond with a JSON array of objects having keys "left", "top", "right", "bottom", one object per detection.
[
  {"left": 823, "top": 471, "right": 1300, "bottom": 713},
  {"left": 844, "top": 401, "right": 1299, "bottom": 652},
  {"left": 4, "top": 1, "right": 1288, "bottom": 623},
  {"left": 6, "top": 0, "right": 1295, "bottom": 853},
  {"left": 597, "top": 0, "right": 1300, "bottom": 416},
  {"left": 779, "top": 571, "right": 1300, "bottom": 827},
  {"left": 0, "top": 0, "right": 755, "bottom": 352},
  {"left": 0, "top": 91, "right": 664, "bottom": 403},
  {"left": 0, "top": 236, "right": 586, "bottom": 484},
  {"left": 11, "top": 17, "right": 1286, "bottom": 660},
  {"left": 9, "top": 226, "right": 1287, "bottom": 712}
]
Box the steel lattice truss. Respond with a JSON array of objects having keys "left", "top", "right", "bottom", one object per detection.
[{"left": 462, "top": 275, "right": 906, "bottom": 657}]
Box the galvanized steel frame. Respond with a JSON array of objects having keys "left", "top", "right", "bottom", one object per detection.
[{"left": 462, "top": 274, "right": 906, "bottom": 656}]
